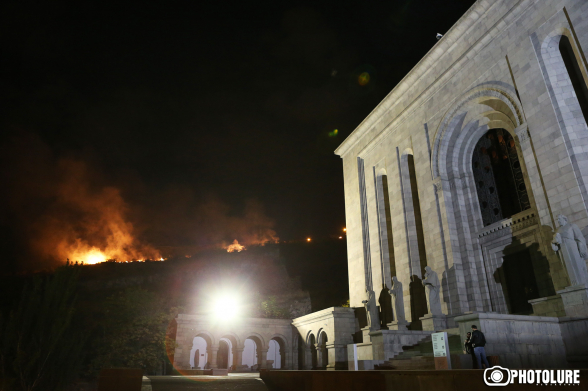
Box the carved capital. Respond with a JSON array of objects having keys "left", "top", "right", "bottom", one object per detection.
[{"left": 515, "top": 123, "right": 530, "bottom": 144}]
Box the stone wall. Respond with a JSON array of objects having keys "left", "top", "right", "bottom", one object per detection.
[
  {"left": 455, "top": 312, "right": 568, "bottom": 368},
  {"left": 560, "top": 317, "right": 588, "bottom": 368}
]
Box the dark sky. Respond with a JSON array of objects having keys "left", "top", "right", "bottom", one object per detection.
[{"left": 0, "top": 0, "right": 476, "bottom": 271}]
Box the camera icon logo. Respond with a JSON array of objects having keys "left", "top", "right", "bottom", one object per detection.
[{"left": 484, "top": 366, "right": 511, "bottom": 386}]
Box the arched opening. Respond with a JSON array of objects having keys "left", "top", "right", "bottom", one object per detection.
[
  {"left": 189, "top": 336, "right": 209, "bottom": 369},
  {"left": 267, "top": 339, "right": 283, "bottom": 369},
  {"left": 220, "top": 335, "right": 239, "bottom": 371},
  {"left": 318, "top": 331, "right": 328, "bottom": 369},
  {"left": 217, "top": 338, "right": 233, "bottom": 370},
  {"left": 472, "top": 128, "right": 530, "bottom": 226},
  {"left": 297, "top": 334, "right": 305, "bottom": 370},
  {"left": 242, "top": 338, "right": 258, "bottom": 370},
  {"left": 308, "top": 334, "right": 317, "bottom": 369},
  {"left": 560, "top": 35, "right": 588, "bottom": 123}
]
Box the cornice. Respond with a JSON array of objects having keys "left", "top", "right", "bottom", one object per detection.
[{"left": 335, "top": 0, "right": 533, "bottom": 159}]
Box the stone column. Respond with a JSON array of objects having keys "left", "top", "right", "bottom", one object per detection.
[
  {"left": 232, "top": 347, "right": 244, "bottom": 371},
  {"left": 257, "top": 347, "right": 268, "bottom": 370},
  {"left": 325, "top": 343, "right": 348, "bottom": 370},
  {"left": 315, "top": 344, "right": 324, "bottom": 369},
  {"left": 209, "top": 346, "right": 219, "bottom": 369},
  {"left": 283, "top": 345, "right": 291, "bottom": 369}
]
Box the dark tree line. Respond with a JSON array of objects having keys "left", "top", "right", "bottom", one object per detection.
[{"left": 0, "top": 263, "right": 179, "bottom": 391}]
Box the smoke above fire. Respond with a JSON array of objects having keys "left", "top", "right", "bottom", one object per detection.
[{"left": 1, "top": 134, "right": 280, "bottom": 271}]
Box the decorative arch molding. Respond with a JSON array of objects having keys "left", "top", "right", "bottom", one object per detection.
[
  {"left": 428, "top": 84, "right": 533, "bottom": 315},
  {"left": 243, "top": 332, "right": 266, "bottom": 350},
  {"left": 192, "top": 330, "right": 215, "bottom": 347},
  {"left": 304, "top": 330, "right": 315, "bottom": 346},
  {"left": 532, "top": 21, "right": 588, "bottom": 221},
  {"left": 219, "top": 332, "right": 241, "bottom": 349},
  {"left": 432, "top": 84, "right": 524, "bottom": 181},
  {"left": 269, "top": 333, "right": 290, "bottom": 352},
  {"left": 316, "top": 328, "right": 331, "bottom": 346}
]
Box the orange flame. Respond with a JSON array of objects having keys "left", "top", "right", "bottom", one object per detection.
[
  {"left": 225, "top": 239, "right": 246, "bottom": 253},
  {"left": 35, "top": 160, "right": 163, "bottom": 265}
]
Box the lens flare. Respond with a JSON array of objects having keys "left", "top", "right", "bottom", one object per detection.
[
  {"left": 358, "top": 72, "right": 370, "bottom": 86},
  {"left": 328, "top": 129, "right": 339, "bottom": 137}
]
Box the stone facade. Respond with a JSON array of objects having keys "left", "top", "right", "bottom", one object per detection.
[
  {"left": 335, "top": 0, "right": 588, "bottom": 322},
  {"left": 333, "top": 0, "right": 588, "bottom": 369},
  {"left": 292, "top": 307, "right": 356, "bottom": 370},
  {"left": 173, "top": 0, "right": 588, "bottom": 372}
]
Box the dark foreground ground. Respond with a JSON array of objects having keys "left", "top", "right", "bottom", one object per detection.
[{"left": 147, "top": 373, "right": 268, "bottom": 391}]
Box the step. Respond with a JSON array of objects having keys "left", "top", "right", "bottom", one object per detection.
[{"left": 385, "top": 356, "right": 435, "bottom": 370}]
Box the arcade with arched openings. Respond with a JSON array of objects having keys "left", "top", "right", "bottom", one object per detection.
[{"left": 173, "top": 314, "right": 295, "bottom": 372}]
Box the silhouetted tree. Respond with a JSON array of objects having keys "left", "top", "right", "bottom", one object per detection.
[
  {"left": 0, "top": 263, "right": 84, "bottom": 391},
  {"left": 87, "top": 287, "right": 180, "bottom": 376}
]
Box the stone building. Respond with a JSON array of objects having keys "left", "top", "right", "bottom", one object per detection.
[
  {"left": 333, "top": 0, "right": 588, "bottom": 368},
  {"left": 172, "top": 0, "right": 588, "bottom": 371}
]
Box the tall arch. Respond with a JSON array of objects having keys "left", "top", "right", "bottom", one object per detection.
[
  {"left": 308, "top": 333, "right": 317, "bottom": 369},
  {"left": 269, "top": 333, "right": 290, "bottom": 369},
  {"left": 431, "top": 84, "right": 540, "bottom": 315},
  {"left": 220, "top": 333, "right": 240, "bottom": 370},
  {"left": 535, "top": 27, "right": 588, "bottom": 219},
  {"left": 317, "top": 331, "right": 328, "bottom": 370},
  {"left": 559, "top": 35, "right": 588, "bottom": 127}
]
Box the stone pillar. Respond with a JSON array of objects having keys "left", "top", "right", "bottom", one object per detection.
[
  {"left": 209, "top": 346, "right": 219, "bottom": 369},
  {"left": 325, "top": 343, "right": 348, "bottom": 370},
  {"left": 232, "top": 347, "right": 244, "bottom": 371},
  {"left": 557, "top": 285, "right": 588, "bottom": 317},
  {"left": 257, "top": 347, "right": 268, "bottom": 370},
  {"left": 315, "top": 344, "right": 324, "bottom": 369},
  {"left": 419, "top": 313, "right": 447, "bottom": 331},
  {"left": 283, "top": 344, "right": 292, "bottom": 370}
]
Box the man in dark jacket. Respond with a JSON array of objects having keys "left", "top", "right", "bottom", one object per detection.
[{"left": 470, "top": 325, "right": 490, "bottom": 369}]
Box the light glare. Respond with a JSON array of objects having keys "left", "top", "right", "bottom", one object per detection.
[{"left": 212, "top": 295, "right": 240, "bottom": 321}]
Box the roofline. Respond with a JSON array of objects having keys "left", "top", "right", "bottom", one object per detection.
[{"left": 334, "top": 0, "right": 499, "bottom": 158}]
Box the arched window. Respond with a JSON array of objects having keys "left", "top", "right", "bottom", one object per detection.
[
  {"left": 559, "top": 35, "right": 588, "bottom": 123},
  {"left": 472, "top": 128, "right": 530, "bottom": 226}
]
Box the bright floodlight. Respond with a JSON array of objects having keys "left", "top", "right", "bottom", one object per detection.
[{"left": 212, "top": 295, "right": 240, "bottom": 321}]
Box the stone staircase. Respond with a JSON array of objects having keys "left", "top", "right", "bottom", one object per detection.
[{"left": 376, "top": 328, "right": 463, "bottom": 370}]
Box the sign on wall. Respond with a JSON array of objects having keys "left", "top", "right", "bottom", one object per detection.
[{"left": 432, "top": 332, "right": 451, "bottom": 369}]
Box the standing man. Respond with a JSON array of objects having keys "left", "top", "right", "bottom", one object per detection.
[{"left": 470, "top": 325, "right": 489, "bottom": 369}]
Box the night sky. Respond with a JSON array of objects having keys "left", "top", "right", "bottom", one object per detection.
[{"left": 0, "top": 0, "right": 476, "bottom": 271}]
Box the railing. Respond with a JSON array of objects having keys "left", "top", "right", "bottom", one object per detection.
[{"left": 477, "top": 208, "right": 538, "bottom": 239}]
